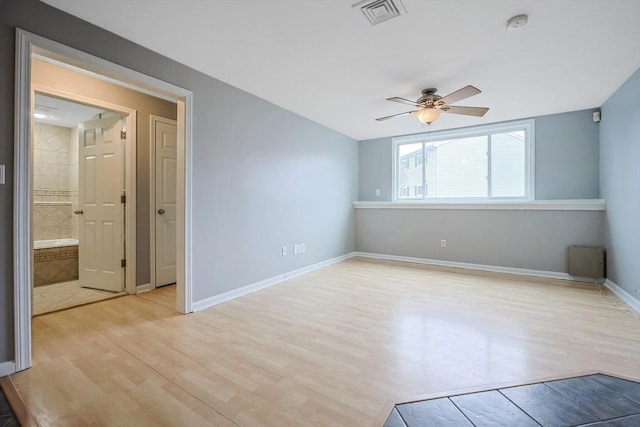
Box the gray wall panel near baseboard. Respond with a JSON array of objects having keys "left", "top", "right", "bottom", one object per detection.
[
  {"left": 600, "top": 67, "right": 640, "bottom": 302},
  {"left": 355, "top": 209, "right": 603, "bottom": 273}
]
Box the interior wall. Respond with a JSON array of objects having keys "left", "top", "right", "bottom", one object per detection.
[
  {"left": 0, "top": 0, "right": 14, "bottom": 364},
  {"left": 600, "top": 67, "right": 640, "bottom": 302},
  {"left": 355, "top": 208, "right": 603, "bottom": 273},
  {"left": 0, "top": 0, "right": 358, "bottom": 363},
  {"left": 359, "top": 109, "right": 600, "bottom": 201},
  {"left": 32, "top": 59, "right": 177, "bottom": 286}
]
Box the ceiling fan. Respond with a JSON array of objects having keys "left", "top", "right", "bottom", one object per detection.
[{"left": 376, "top": 85, "right": 489, "bottom": 125}]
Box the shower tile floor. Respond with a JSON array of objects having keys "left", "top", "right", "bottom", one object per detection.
[{"left": 33, "top": 280, "right": 126, "bottom": 316}]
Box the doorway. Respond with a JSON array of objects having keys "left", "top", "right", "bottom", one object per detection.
[
  {"left": 14, "top": 29, "right": 194, "bottom": 372},
  {"left": 31, "top": 92, "right": 132, "bottom": 315}
]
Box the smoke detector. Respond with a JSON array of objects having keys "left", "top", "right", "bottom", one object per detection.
[
  {"left": 353, "top": 0, "right": 407, "bottom": 26},
  {"left": 506, "top": 14, "right": 528, "bottom": 31}
]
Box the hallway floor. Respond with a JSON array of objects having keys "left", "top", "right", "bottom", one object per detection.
[{"left": 33, "top": 280, "right": 126, "bottom": 316}]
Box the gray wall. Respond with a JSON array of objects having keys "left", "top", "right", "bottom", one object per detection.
[
  {"left": 0, "top": 0, "right": 358, "bottom": 363},
  {"left": 0, "top": 0, "right": 13, "bottom": 365},
  {"left": 535, "top": 110, "right": 600, "bottom": 200},
  {"left": 600, "top": 67, "right": 640, "bottom": 301},
  {"left": 355, "top": 209, "right": 603, "bottom": 273},
  {"left": 359, "top": 137, "right": 393, "bottom": 201},
  {"left": 359, "top": 110, "right": 600, "bottom": 201}
]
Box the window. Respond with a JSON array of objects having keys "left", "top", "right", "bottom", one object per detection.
[{"left": 393, "top": 120, "right": 534, "bottom": 201}]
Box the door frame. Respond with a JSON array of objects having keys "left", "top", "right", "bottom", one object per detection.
[
  {"left": 14, "top": 29, "right": 194, "bottom": 372},
  {"left": 32, "top": 84, "right": 138, "bottom": 295},
  {"left": 149, "top": 114, "right": 177, "bottom": 290}
]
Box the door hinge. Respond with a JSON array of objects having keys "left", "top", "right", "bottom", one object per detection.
[
  {"left": 121, "top": 194, "right": 126, "bottom": 204},
  {"left": 120, "top": 130, "right": 127, "bottom": 139},
  {"left": 121, "top": 259, "right": 126, "bottom": 268}
]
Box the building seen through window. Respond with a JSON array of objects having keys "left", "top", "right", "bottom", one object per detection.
[{"left": 395, "top": 121, "right": 532, "bottom": 200}]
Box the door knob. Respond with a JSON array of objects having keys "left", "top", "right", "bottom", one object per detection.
[
  {"left": 74, "top": 210, "right": 83, "bottom": 215},
  {"left": 157, "top": 208, "right": 165, "bottom": 215}
]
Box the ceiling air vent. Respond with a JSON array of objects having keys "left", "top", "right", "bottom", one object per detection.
[{"left": 353, "top": 0, "right": 407, "bottom": 26}]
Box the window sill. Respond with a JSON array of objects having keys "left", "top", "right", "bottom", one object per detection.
[{"left": 353, "top": 199, "right": 605, "bottom": 211}]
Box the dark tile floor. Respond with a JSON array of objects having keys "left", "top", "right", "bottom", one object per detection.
[
  {"left": 384, "top": 374, "right": 640, "bottom": 427},
  {"left": 0, "top": 386, "right": 18, "bottom": 427}
]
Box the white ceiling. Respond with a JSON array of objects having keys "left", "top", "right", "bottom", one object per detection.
[
  {"left": 34, "top": 93, "right": 106, "bottom": 128},
  {"left": 42, "top": 0, "right": 640, "bottom": 141}
]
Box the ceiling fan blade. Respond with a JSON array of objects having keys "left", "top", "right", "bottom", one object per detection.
[
  {"left": 443, "top": 105, "right": 489, "bottom": 117},
  {"left": 375, "top": 110, "right": 419, "bottom": 121},
  {"left": 438, "top": 85, "right": 481, "bottom": 105},
  {"left": 387, "top": 97, "right": 421, "bottom": 107}
]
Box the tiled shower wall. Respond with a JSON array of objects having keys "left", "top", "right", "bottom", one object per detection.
[{"left": 33, "top": 123, "right": 79, "bottom": 241}]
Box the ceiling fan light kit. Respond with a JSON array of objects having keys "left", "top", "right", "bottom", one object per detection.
[
  {"left": 376, "top": 85, "right": 489, "bottom": 125},
  {"left": 413, "top": 108, "right": 441, "bottom": 124}
]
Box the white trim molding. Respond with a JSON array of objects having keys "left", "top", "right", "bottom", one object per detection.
[
  {"left": 192, "top": 253, "right": 356, "bottom": 312},
  {"left": 604, "top": 279, "right": 640, "bottom": 315},
  {"left": 354, "top": 199, "right": 606, "bottom": 211},
  {"left": 353, "top": 252, "right": 597, "bottom": 283},
  {"left": 176, "top": 98, "right": 193, "bottom": 314},
  {"left": 14, "top": 29, "right": 33, "bottom": 373}
]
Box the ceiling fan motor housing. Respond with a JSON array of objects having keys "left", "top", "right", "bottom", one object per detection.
[{"left": 417, "top": 88, "right": 443, "bottom": 107}]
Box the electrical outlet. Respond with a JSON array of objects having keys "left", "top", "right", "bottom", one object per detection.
[
  {"left": 282, "top": 246, "right": 288, "bottom": 256},
  {"left": 440, "top": 239, "right": 447, "bottom": 248},
  {"left": 300, "top": 243, "right": 305, "bottom": 253},
  {"left": 375, "top": 189, "right": 381, "bottom": 197}
]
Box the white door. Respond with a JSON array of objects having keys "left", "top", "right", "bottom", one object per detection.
[
  {"left": 154, "top": 119, "right": 177, "bottom": 287},
  {"left": 77, "top": 114, "right": 125, "bottom": 292}
]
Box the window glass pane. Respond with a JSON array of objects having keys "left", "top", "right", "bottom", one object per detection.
[
  {"left": 427, "top": 136, "right": 488, "bottom": 198},
  {"left": 394, "top": 121, "right": 531, "bottom": 201},
  {"left": 397, "top": 143, "right": 423, "bottom": 199},
  {"left": 491, "top": 131, "right": 525, "bottom": 197}
]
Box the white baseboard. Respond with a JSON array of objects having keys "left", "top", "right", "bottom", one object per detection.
[
  {"left": 283, "top": 252, "right": 356, "bottom": 280},
  {"left": 192, "top": 252, "right": 356, "bottom": 312},
  {"left": 0, "top": 361, "right": 16, "bottom": 376},
  {"left": 353, "top": 252, "right": 597, "bottom": 283},
  {"left": 604, "top": 279, "right": 640, "bottom": 314},
  {"left": 136, "top": 283, "right": 152, "bottom": 294}
]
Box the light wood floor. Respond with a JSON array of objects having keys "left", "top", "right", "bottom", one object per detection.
[
  {"left": 11, "top": 258, "right": 640, "bottom": 426},
  {"left": 32, "top": 280, "right": 127, "bottom": 316}
]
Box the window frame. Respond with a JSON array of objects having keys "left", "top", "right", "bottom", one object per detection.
[{"left": 391, "top": 119, "right": 535, "bottom": 202}]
